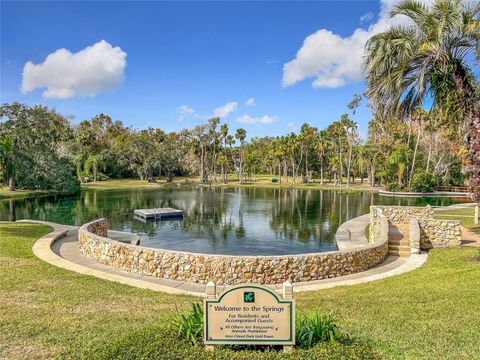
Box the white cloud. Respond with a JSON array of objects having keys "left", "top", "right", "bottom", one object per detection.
[
  {"left": 359, "top": 12, "right": 374, "bottom": 23},
  {"left": 236, "top": 114, "right": 276, "bottom": 124},
  {"left": 22, "top": 40, "right": 127, "bottom": 99},
  {"left": 246, "top": 97, "right": 256, "bottom": 107},
  {"left": 282, "top": 0, "right": 436, "bottom": 89},
  {"left": 213, "top": 101, "right": 238, "bottom": 118},
  {"left": 177, "top": 105, "right": 196, "bottom": 122}
]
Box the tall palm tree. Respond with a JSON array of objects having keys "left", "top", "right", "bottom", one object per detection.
[
  {"left": 235, "top": 128, "right": 247, "bottom": 183},
  {"left": 365, "top": 0, "right": 479, "bottom": 198},
  {"left": 317, "top": 130, "right": 327, "bottom": 185},
  {"left": 366, "top": 0, "right": 478, "bottom": 118},
  {"left": 208, "top": 117, "right": 220, "bottom": 183},
  {"left": 220, "top": 123, "right": 229, "bottom": 183},
  {"left": 340, "top": 114, "right": 357, "bottom": 190}
]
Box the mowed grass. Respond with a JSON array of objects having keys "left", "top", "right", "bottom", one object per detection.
[
  {"left": 435, "top": 205, "right": 480, "bottom": 235},
  {"left": 0, "top": 188, "right": 57, "bottom": 200},
  {"left": 1, "top": 222, "right": 480, "bottom": 359},
  {"left": 80, "top": 176, "right": 377, "bottom": 192},
  {"left": 0, "top": 223, "right": 195, "bottom": 359}
]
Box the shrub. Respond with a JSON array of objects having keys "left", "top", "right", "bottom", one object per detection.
[
  {"left": 171, "top": 302, "right": 204, "bottom": 346},
  {"left": 295, "top": 311, "right": 348, "bottom": 348},
  {"left": 411, "top": 171, "right": 436, "bottom": 192},
  {"left": 386, "top": 181, "right": 401, "bottom": 192},
  {"left": 171, "top": 305, "right": 352, "bottom": 353}
]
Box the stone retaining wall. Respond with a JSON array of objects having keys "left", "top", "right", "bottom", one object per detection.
[
  {"left": 78, "top": 218, "right": 388, "bottom": 285},
  {"left": 418, "top": 219, "right": 461, "bottom": 248},
  {"left": 370, "top": 206, "right": 461, "bottom": 249},
  {"left": 371, "top": 205, "right": 434, "bottom": 224}
]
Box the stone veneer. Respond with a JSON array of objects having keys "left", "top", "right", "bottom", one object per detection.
[
  {"left": 370, "top": 206, "right": 461, "bottom": 249},
  {"left": 78, "top": 218, "right": 388, "bottom": 285}
]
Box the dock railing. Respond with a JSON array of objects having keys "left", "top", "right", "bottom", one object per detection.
[{"left": 433, "top": 186, "right": 470, "bottom": 193}]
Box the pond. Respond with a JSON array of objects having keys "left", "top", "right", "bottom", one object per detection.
[{"left": 0, "top": 187, "right": 465, "bottom": 255}]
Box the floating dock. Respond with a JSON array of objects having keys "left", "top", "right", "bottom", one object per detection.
[{"left": 134, "top": 207, "right": 184, "bottom": 220}]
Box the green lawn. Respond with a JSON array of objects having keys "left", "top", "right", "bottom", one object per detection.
[
  {"left": 0, "top": 188, "right": 57, "bottom": 200},
  {"left": 0, "top": 177, "right": 376, "bottom": 200},
  {"left": 81, "top": 176, "right": 376, "bottom": 192},
  {"left": 1, "top": 223, "right": 479, "bottom": 359}
]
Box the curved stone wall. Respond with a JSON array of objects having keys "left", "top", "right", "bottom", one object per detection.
[{"left": 78, "top": 218, "right": 388, "bottom": 285}]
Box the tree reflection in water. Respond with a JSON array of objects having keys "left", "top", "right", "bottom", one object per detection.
[{"left": 0, "top": 187, "right": 460, "bottom": 255}]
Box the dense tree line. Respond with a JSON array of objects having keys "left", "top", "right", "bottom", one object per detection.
[
  {"left": 0, "top": 98, "right": 472, "bottom": 194},
  {"left": 0, "top": 0, "right": 477, "bottom": 197}
]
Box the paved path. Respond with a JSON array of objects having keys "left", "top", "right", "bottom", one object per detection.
[
  {"left": 335, "top": 213, "right": 370, "bottom": 250},
  {"left": 26, "top": 218, "right": 430, "bottom": 297}
]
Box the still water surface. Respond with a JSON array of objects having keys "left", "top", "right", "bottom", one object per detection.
[{"left": 0, "top": 187, "right": 464, "bottom": 255}]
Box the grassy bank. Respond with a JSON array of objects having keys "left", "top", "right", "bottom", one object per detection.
[
  {"left": 0, "top": 188, "right": 58, "bottom": 200},
  {"left": 81, "top": 176, "right": 378, "bottom": 192},
  {"left": 1, "top": 222, "right": 480, "bottom": 359}
]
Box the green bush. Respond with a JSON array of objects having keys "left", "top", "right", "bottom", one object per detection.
[
  {"left": 171, "top": 302, "right": 204, "bottom": 346},
  {"left": 386, "top": 181, "right": 401, "bottom": 192},
  {"left": 411, "top": 171, "right": 436, "bottom": 192},
  {"left": 272, "top": 178, "right": 279, "bottom": 183},
  {"left": 172, "top": 304, "right": 350, "bottom": 352},
  {"left": 295, "top": 311, "right": 348, "bottom": 348}
]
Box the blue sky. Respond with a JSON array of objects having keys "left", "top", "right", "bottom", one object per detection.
[{"left": 2, "top": 1, "right": 385, "bottom": 137}]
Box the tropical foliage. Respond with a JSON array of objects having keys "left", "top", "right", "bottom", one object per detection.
[{"left": 365, "top": 0, "right": 479, "bottom": 197}]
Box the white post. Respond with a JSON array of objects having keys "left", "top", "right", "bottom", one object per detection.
[
  {"left": 205, "top": 281, "right": 216, "bottom": 352},
  {"left": 475, "top": 205, "right": 479, "bottom": 225},
  {"left": 283, "top": 281, "right": 294, "bottom": 353}
]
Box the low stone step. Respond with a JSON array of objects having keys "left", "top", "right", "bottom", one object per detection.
[
  {"left": 388, "top": 244, "right": 410, "bottom": 251},
  {"left": 388, "top": 239, "right": 409, "bottom": 246},
  {"left": 388, "top": 249, "right": 410, "bottom": 257}
]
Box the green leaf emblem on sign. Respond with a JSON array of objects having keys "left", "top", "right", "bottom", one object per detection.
[{"left": 244, "top": 291, "right": 255, "bottom": 303}]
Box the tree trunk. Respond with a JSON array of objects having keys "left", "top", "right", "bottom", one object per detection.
[
  {"left": 8, "top": 177, "right": 15, "bottom": 191},
  {"left": 426, "top": 120, "right": 433, "bottom": 173},
  {"left": 200, "top": 145, "right": 205, "bottom": 183},
  {"left": 339, "top": 138, "right": 343, "bottom": 190},
  {"left": 370, "top": 164, "right": 375, "bottom": 187},
  {"left": 320, "top": 156, "right": 324, "bottom": 185},
  {"left": 346, "top": 141, "right": 352, "bottom": 190},
  {"left": 409, "top": 126, "right": 421, "bottom": 186}
]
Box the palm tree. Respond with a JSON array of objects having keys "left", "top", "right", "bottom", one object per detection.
[
  {"left": 365, "top": 0, "right": 479, "bottom": 197},
  {"left": 317, "top": 130, "right": 327, "bottom": 185},
  {"left": 219, "top": 123, "right": 229, "bottom": 183},
  {"left": 235, "top": 128, "right": 247, "bottom": 183},
  {"left": 208, "top": 117, "right": 220, "bottom": 183},
  {"left": 85, "top": 154, "right": 100, "bottom": 182},
  {"left": 340, "top": 114, "right": 357, "bottom": 190},
  {"left": 366, "top": 0, "right": 478, "bottom": 118}
]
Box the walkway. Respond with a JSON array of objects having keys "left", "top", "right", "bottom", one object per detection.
[{"left": 26, "top": 218, "right": 429, "bottom": 297}]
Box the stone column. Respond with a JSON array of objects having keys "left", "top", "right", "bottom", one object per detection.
[
  {"left": 283, "top": 281, "right": 294, "bottom": 354},
  {"left": 205, "top": 281, "right": 216, "bottom": 352},
  {"left": 409, "top": 219, "right": 421, "bottom": 254}
]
